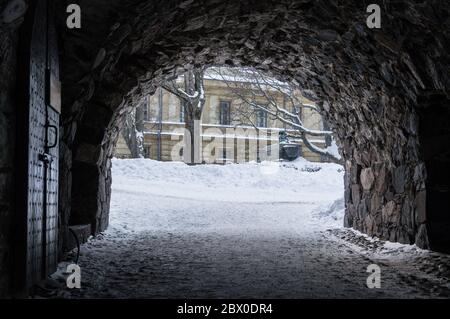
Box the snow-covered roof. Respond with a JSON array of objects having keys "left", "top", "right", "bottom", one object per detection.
[{"left": 204, "top": 67, "right": 288, "bottom": 87}]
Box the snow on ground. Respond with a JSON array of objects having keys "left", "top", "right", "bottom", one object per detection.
[
  {"left": 111, "top": 158, "right": 343, "bottom": 204},
  {"left": 52, "top": 158, "right": 450, "bottom": 299},
  {"left": 108, "top": 158, "right": 344, "bottom": 235}
]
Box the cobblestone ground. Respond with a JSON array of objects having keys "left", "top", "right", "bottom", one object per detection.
[
  {"left": 51, "top": 160, "right": 450, "bottom": 299},
  {"left": 56, "top": 200, "right": 450, "bottom": 299}
]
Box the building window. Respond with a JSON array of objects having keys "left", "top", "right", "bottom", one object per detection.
[
  {"left": 144, "top": 146, "right": 151, "bottom": 158},
  {"left": 323, "top": 119, "right": 332, "bottom": 147},
  {"left": 143, "top": 97, "right": 149, "bottom": 121},
  {"left": 222, "top": 148, "right": 227, "bottom": 160},
  {"left": 256, "top": 108, "right": 268, "bottom": 127},
  {"left": 219, "top": 101, "right": 231, "bottom": 125},
  {"left": 180, "top": 101, "right": 185, "bottom": 123},
  {"left": 293, "top": 105, "right": 302, "bottom": 123}
]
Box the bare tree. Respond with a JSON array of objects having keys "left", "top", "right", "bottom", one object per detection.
[
  {"left": 161, "top": 68, "right": 206, "bottom": 164},
  {"left": 121, "top": 102, "right": 145, "bottom": 158},
  {"left": 208, "top": 67, "right": 342, "bottom": 164}
]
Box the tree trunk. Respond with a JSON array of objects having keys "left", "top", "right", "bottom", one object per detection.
[
  {"left": 184, "top": 108, "right": 202, "bottom": 164},
  {"left": 161, "top": 68, "right": 206, "bottom": 163},
  {"left": 122, "top": 104, "right": 144, "bottom": 158}
]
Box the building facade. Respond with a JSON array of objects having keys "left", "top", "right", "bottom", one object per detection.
[{"left": 115, "top": 69, "right": 329, "bottom": 163}]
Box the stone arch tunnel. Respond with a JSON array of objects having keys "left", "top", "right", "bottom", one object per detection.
[{"left": 0, "top": 0, "right": 449, "bottom": 297}]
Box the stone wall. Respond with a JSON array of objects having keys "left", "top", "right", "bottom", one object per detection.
[
  {"left": 0, "top": 0, "right": 27, "bottom": 297},
  {"left": 417, "top": 92, "right": 450, "bottom": 252},
  {"left": 58, "top": 0, "right": 123, "bottom": 240}
]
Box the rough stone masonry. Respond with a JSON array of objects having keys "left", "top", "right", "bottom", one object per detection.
[
  {"left": 57, "top": 0, "right": 450, "bottom": 250},
  {"left": 0, "top": 0, "right": 449, "bottom": 297}
]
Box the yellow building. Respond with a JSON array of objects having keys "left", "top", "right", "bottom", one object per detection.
[{"left": 115, "top": 68, "right": 329, "bottom": 163}]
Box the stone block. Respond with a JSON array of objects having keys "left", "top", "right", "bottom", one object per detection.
[
  {"left": 351, "top": 184, "right": 360, "bottom": 206},
  {"left": 393, "top": 165, "right": 407, "bottom": 194},
  {"left": 75, "top": 142, "right": 103, "bottom": 165},
  {"left": 415, "top": 190, "right": 427, "bottom": 224},
  {"left": 376, "top": 166, "right": 390, "bottom": 193},
  {"left": 382, "top": 201, "right": 396, "bottom": 223},
  {"left": 65, "top": 224, "right": 92, "bottom": 252},
  {"left": 360, "top": 168, "right": 375, "bottom": 191}
]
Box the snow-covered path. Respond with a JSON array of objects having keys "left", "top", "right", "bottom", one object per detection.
[{"left": 59, "top": 159, "right": 450, "bottom": 298}]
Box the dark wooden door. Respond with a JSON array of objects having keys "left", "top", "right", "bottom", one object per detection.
[{"left": 17, "top": 0, "right": 60, "bottom": 291}]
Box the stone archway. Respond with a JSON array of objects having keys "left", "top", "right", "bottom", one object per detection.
[{"left": 55, "top": 0, "right": 450, "bottom": 252}]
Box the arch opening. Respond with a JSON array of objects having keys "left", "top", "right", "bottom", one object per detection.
[{"left": 57, "top": 0, "right": 450, "bottom": 254}]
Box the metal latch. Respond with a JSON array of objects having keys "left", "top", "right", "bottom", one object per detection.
[
  {"left": 38, "top": 153, "right": 53, "bottom": 164},
  {"left": 45, "top": 124, "right": 58, "bottom": 149}
]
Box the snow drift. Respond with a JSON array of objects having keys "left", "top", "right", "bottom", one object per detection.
[{"left": 108, "top": 158, "right": 345, "bottom": 235}]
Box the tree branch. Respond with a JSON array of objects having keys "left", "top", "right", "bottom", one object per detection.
[{"left": 211, "top": 67, "right": 339, "bottom": 161}]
